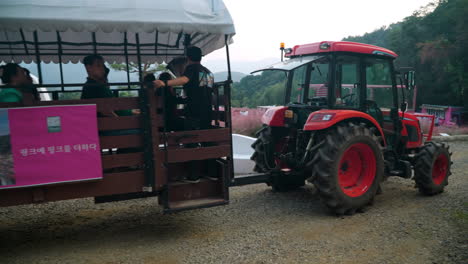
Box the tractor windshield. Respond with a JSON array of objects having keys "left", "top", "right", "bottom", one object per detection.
[
  {"left": 290, "top": 56, "right": 330, "bottom": 105},
  {"left": 251, "top": 55, "right": 324, "bottom": 73}
]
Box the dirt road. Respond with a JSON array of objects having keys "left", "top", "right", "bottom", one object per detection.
[{"left": 0, "top": 142, "right": 467, "bottom": 264}]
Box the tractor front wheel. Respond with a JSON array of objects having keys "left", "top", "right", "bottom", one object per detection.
[
  {"left": 414, "top": 142, "right": 451, "bottom": 195},
  {"left": 312, "top": 123, "right": 384, "bottom": 215},
  {"left": 251, "top": 126, "right": 305, "bottom": 192}
]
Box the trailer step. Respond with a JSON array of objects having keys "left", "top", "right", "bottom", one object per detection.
[
  {"left": 165, "top": 197, "right": 228, "bottom": 213},
  {"left": 231, "top": 173, "right": 270, "bottom": 186}
]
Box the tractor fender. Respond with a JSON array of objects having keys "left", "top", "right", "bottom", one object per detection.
[
  {"left": 303, "top": 110, "right": 386, "bottom": 145},
  {"left": 261, "top": 106, "right": 287, "bottom": 127}
]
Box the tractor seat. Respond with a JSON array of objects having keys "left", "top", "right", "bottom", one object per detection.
[{"left": 365, "top": 100, "right": 384, "bottom": 126}]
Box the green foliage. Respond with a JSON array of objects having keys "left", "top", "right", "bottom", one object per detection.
[
  {"left": 343, "top": 0, "right": 468, "bottom": 109},
  {"left": 232, "top": 71, "right": 287, "bottom": 107},
  {"left": 109, "top": 62, "right": 166, "bottom": 79}
]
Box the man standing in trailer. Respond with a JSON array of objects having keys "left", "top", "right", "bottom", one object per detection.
[
  {"left": 153, "top": 46, "right": 214, "bottom": 130},
  {"left": 153, "top": 46, "right": 215, "bottom": 183}
]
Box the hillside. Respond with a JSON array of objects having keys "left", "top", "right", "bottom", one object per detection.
[
  {"left": 343, "top": 0, "right": 468, "bottom": 108},
  {"left": 230, "top": 0, "right": 468, "bottom": 109},
  {"left": 213, "top": 71, "right": 246, "bottom": 82}
]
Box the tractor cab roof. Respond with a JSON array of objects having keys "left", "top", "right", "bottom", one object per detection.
[{"left": 285, "top": 41, "right": 398, "bottom": 58}]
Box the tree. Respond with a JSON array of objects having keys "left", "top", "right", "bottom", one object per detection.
[{"left": 109, "top": 62, "right": 167, "bottom": 79}]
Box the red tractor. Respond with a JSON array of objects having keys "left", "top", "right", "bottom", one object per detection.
[{"left": 251, "top": 41, "right": 452, "bottom": 215}]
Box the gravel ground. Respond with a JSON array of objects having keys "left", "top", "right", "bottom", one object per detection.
[{"left": 0, "top": 142, "right": 467, "bottom": 264}]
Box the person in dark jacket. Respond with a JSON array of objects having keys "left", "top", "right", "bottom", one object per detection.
[
  {"left": 153, "top": 46, "right": 214, "bottom": 130},
  {"left": 153, "top": 46, "right": 216, "bottom": 183}
]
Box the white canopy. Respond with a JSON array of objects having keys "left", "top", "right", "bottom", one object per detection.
[{"left": 0, "top": 0, "right": 235, "bottom": 64}]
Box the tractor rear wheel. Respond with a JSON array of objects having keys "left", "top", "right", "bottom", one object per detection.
[
  {"left": 311, "top": 123, "right": 384, "bottom": 215},
  {"left": 414, "top": 142, "right": 451, "bottom": 195},
  {"left": 251, "top": 126, "right": 305, "bottom": 192}
]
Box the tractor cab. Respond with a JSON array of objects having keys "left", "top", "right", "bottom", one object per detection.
[{"left": 253, "top": 41, "right": 403, "bottom": 142}]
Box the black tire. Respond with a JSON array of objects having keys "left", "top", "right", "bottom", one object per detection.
[
  {"left": 311, "top": 123, "right": 384, "bottom": 215},
  {"left": 250, "top": 126, "right": 304, "bottom": 192},
  {"left": 414, "top": 142, "right": 451, "bottom": 195}
]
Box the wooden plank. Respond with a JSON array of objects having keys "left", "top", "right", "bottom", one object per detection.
[
  {"left": 34, "top": 97, "right": 140, "bottom": 111},
  {"left": 99, "top": 134, "right": 143, "bottom": 149},
  {"left": 98, "top": 116, "right": 142, "bottom": 131},
  {"left": 166, "top": 145, "right": 231, "bottom": 163},
  {"left": 1, "top": 98, "right": 140, "bottom": 111},
  {"left": 0, "top": 102, "right": 22, "bottom": 108},
  {"left": 163, "top": 128, "right": 230, "bottom": 145},
  {"left": 0, "top": 170, "right": 146, "bottom": 207},
  {"left": 101, "top": 152, "right": 144, "bottom": 169}
]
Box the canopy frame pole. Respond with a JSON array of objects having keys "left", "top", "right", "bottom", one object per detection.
[
  {"left": 56, "top": 31, "right": 65, "bottom": 93},
  {"left": 92, "top": 33, "right": 97, "bottom": 54},
  {"left": 225, "top": 35, "right": 232, "bottom": 82},
  {"left": 136, "top": 33, "right": 155, "bottom": 191},
  {"left": 154, "top": 31, "right": 159, "bottom": 55},
  {"left": 224, "top": 34, "right": 234, "bottom": 185},
  {"left": 19, "top": 29, "right": 29, "bottom": 56},
  {"left": 183, "top": 34, "right": 191, "bottom": 54},
  {"left": 124, "top": 32, "right": 130, "bottom": 90},
  {"left": 33, "top": 31, "right": 43, "bottom": 84},
  {"left": 136, "top": 34, "right": 143, "bottom": 83}
]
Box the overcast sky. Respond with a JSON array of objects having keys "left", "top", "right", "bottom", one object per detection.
[{"left": 204, "top": 0, "right": 434, "bottom": 73}]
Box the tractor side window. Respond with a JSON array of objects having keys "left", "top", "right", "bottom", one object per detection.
[
  {"left": 290, "top": 64, "right": 307, "bottom": 103},
  {"left": 335, "top": 55, "right": 361, "bottom": 109},
  {"left": 365, "top": 58, "right": 394, "bottom": 109}
]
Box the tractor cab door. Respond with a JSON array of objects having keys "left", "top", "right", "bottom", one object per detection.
[{"left": 364, "top": 57, "right": 399, "bottom": 142}]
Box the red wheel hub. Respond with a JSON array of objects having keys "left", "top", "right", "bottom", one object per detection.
[
  {"left": 338, "top": 143, "right": 376, "bottom": 197},
  {"left": 432, "top": 153, "right": 448, "bottom": 185}
]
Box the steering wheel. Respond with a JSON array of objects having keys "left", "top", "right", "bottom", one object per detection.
[
  {"left": 307, "top": 97, "right": 328, "bottom": 106},
  {"left": 341, "top": 93, "right": 356, "bottom": 106}
]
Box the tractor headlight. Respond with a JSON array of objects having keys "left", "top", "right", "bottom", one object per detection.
[
  {"left": 285, "top": 110, "right": 294, "bottom": 118},
  {"left": 310, "top": 113, "right": 336, "bottom": 121}
]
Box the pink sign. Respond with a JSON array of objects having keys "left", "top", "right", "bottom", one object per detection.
[{"left": 0, "top": 105, "right": 102, "bottom": 189}]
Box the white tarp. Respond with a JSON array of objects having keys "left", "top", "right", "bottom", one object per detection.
[{"left": 0, "top": 0, "right": 235, "bottom": 63}]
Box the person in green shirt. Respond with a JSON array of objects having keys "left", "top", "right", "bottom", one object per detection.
[{"left": 0, "top": 63, "right": 32, "bottom": 103}]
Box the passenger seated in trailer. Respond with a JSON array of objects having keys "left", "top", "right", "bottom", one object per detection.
[
  {"left": 0, "top": 63, "right": 37, "bottom": 103},
  {"left": 81, "top": 54, "right": 133, "bottom": 116}
]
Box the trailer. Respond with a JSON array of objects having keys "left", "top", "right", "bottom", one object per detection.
[{"left": 0, "top": 0, "right": 258, "bottom": 213}]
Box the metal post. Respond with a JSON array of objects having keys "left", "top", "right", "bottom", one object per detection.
[
  {"left": 183, "top": 34, "right": 191, "bottom": 54},
  {"left": 92, "top": 32, "right": 97, "bottom": 54},
  {"left": 33, "top": 31, "right": 43, "bottom": 84},
  {"left": 136, "top": 33, "right": 155, "bottom": 191},
  {"left": 124, "top": 32, "right": 130, "bottom": 89},
  {"left": 56, "top": 31, "right": 65, "bottom": 92},
  {"left": 224, "top": 34, "right": 234, "bottom": 186},
  {"left": 154, "top": 31, "right": 159, "bottom": 55},
  {"left": 136, "top": 34, "right": 143, "bottom": 82},
  {"left": 225, "top": 35, "right": 232, "bottom": 82},
  {"left": 19, "top": 29, "right": 29, "bottom": 55}
]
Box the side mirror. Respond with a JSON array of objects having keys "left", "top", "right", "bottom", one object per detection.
[
  {"left": 400, "top": 101, "right": 408, "bottom": 113},
  {"left": 403, "top": 71, "right": 415, "bottom": 90}
]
